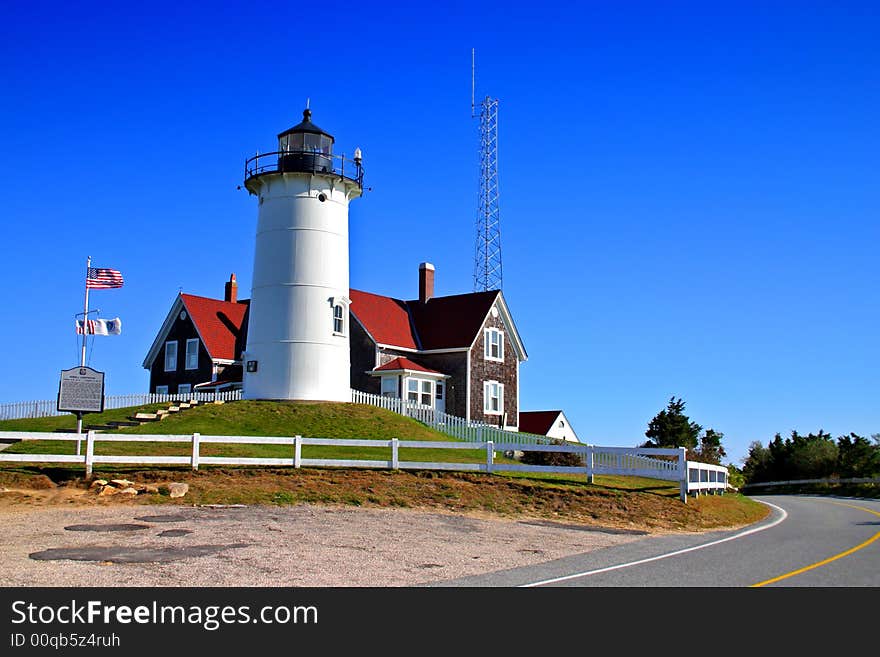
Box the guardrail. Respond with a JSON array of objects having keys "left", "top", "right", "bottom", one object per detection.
[
  {"left": 741, "top": 476, "right": 880, "bottom": 489},
  {"left": 0, "top": 431, "right": 729, "bottom": 502}
]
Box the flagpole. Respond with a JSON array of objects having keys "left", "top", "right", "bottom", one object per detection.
[
  {"left": 76, "top": 256, "right": 91, "bottom": 455},
  {"left": 81, "top": 256, "right": 91, "bottom": 368}
]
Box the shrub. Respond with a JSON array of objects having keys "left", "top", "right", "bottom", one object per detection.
[{"left": 520, "top": 440, "right": 585, "bottom": 467}]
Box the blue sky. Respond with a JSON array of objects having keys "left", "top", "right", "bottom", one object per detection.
[{"left": 1, "top": 1, "right": 877, "bottom": 465}]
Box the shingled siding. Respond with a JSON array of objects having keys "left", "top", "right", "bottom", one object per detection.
[
  {"left": 410, "top": 351, "right": 468, "bottom": 419},
  {"left": 149, "top": 315, "right": 213, "bottom": 393},
  {"left": 469, "top": 309, "right": 518, "bottom": 427},
  {"left": 349, "top": 318, "right": 379, "bottom": 395}
]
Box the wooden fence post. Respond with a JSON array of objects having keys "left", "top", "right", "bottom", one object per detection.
[
  {"left": 294, "top": 435, "right": 302, "bottom": 468},
  {"left": 679, "top": 446, "right": 688, "bottom": 503},
  {"left": 391, "top": 438, "right": 399, "bottom": 470},
  {"left": 586, "top": 445, "right": 594, "bottom": 484},
  {"left": 486, "top": 440, "right": 494, "bottom": 474},
  {"left": 191, "top": 432, "right": 200, "bottom": 470},
  {"left": 85, "top": 430, "right": 95, "bottom": 478}
]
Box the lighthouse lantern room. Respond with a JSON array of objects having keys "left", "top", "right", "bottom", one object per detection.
[{"left": 241, "top": 108, "right": 363, "bottom": 401}]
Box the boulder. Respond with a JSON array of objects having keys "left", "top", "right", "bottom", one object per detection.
[
  {"left": 138, "top": 484, "right": 160, "bottom": 494},
  {"left": 110, "top": 479, "right": 134, "bottom": 488},
  {"left": 119, "top": 487, "right": 139, "bottom": 496},
  {"left": 89, "top": 479, "right": 109, "bottom": 489},
  {"left": 98, "top": 485, "right": 119, "bottom": 496},
  {"left": 168, "top": 483, "right": 189, "bottom": 499}
]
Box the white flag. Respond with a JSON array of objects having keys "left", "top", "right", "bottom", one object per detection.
[{"left": 76, "top": 317, "right": 122, "bottom": 336}]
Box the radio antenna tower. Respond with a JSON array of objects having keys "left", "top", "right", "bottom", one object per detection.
[{"left": 472, "top": 48, "right": 502, "bottom": 292}]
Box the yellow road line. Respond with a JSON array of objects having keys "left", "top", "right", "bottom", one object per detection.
[{"left": 750, "top": 501, "right": 880, "bottom": 587}]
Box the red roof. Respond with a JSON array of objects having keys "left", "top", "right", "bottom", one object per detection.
[
  {"left": 374, "top": 357, "right": 443, "bottom": 375},
  {"left": 349, "top": 289, "right": 418, "bottom": 349},
  {"left": 350, "top": 288, "right": 499, "bottom": 350},
  {"left": 407, "top": 290, "right": 499, "bottom": 350},
  {"left": 180, "top": 294, "right": 249, "bottom": 361},
  {"left": 518, "top": 410, "right": 563, "bottom": 435}
]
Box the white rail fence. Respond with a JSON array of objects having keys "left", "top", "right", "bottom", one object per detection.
[
  {"left": 0, "top": 431, "right": 729, "bottom": 502},
  {"left": 0, "top": 390, "right": 243, "bottom": 421}
]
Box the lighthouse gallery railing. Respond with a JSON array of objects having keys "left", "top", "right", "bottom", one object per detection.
[{"left": 244, "top": 150, "right": 364, "bottom": 187}]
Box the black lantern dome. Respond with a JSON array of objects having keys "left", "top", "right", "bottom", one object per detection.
[{"left": 277, "top": 108, "right": 335, "bottom": 174}]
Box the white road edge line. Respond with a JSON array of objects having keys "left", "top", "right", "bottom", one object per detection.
[{"left": 520, "top": 500, "right": 788, "bottom": 587}]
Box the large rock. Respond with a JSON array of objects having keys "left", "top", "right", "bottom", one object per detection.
[
  {"left": 98, "top": 485, "right": 119, "bottom": 496},
  {"left": 110, "top": 479, "right": 134, "bottom": 488},
  {"left": 89, "top": 479, "right": 109, "bottom": 490},
  {"left": 168, "top": 483, "right": 189, "bottom": 499},
  {"left": 118, "top": 487, "right": 139, "bottom": 496}
]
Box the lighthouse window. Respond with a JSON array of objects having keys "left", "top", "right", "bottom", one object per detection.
[{"left": 332, "top": 304, "right": 345, "bottom": 335}]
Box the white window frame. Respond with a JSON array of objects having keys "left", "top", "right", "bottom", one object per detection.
[
  {"left": 381, "top": 376, "right": 398, "bottom": 398},
  {"left": 420, "top": 379, "right": 433, "bottom": 406},
  {"left": 405, "top": 377, "right": 434, "bottom": 406},
  {"left": 177, "top": 383, "right": 191, "bottom": 395},
  {"left": 406, "top": 378, "right": 419, "bottom": 403},
  {"left": 483, "top": 380, "right": 504, "bottom": 415},
  {"left": 484, "top": 328, "right": 504, "bottom": 362},
  {"left": 155, "top": 385, "right": 169, "bottom": 395},
  {"left": 164, "top": 341, "right": 178, "bottom": 372},
  {"left": 331, "top": 298, "right": 349, "bottom": 337},
  {"left": 185, "top": 338, "right": 199, "bottom": 370}
]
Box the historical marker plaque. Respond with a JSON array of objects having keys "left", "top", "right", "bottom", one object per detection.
[{"left": 57, "top": 366, "right": 105, "bottom": 414}]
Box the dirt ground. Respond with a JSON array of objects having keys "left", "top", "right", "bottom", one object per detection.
[{"left": 0, "top": 499, "right": 651, "bottom": 587}]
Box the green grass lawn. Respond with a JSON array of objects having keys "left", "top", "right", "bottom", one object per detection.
[{"left": 0, "top": 400, "right": 706, "bottom": 497}]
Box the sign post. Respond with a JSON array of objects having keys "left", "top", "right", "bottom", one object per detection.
[{"left": 57, "top": 366, "right": 105, "bottom": 456}]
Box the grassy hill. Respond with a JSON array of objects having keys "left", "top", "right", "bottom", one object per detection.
[{"left": 0, "top": 400, "right": 769, "bottom": 532}]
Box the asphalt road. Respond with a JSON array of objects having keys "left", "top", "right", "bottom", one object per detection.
[{"left": 435, "top": 495, "right": 880, "bottom": 587}]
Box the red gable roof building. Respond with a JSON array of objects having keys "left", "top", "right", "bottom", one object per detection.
[
  {"left": 144, "top": 264, "right": 528, "bottom": 428},
  {"left": 518, "top": 410, "right": 581, "bottom": 443},
  {"left": 143, "top": 274, "right": 249, "bottom": 395}
]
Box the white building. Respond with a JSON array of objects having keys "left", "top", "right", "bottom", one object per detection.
[{"left": 240, "top": 109, "right": 363, "bottom": 401}]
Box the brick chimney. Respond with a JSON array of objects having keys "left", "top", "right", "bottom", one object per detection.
[
  {"left": 224, "top": 273, "right": 238, "bottom": 303},
  {"left": 419, "top": 262, "right": 434, "bottom": 303}
]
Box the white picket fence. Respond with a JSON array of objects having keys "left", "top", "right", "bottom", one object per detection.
[
  {"left": 351, "top": 389, "right": 553, "bottom": 446},
  {"left": 0, "top": 390, "right": 243, "bottom": 421},
  {"left": 0, "top": 430, "right": 729, "bottom": 502}
]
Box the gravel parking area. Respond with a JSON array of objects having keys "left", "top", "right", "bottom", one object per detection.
[{"left": 0, "top": 504, "right": 650, "bottom": 587}]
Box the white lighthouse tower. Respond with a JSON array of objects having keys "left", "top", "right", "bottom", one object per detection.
[{"left": 241, "top": 108, "right": 363, "bottom": 401}]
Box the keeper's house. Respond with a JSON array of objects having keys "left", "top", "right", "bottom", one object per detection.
[{"left": 144, "top": 264, "right": 528, "bottom": 429}]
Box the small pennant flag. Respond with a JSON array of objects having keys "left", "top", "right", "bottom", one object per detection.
[
  {"left": 86, "top": 267, "right": 124, "bottom": 289},
  {"left": 76, "top": 317, "right": 122, "bottom": 336}
]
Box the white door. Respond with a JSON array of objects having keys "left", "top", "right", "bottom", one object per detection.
[{"left": 434, "top": 381, "right": 445, "bottom": 414}]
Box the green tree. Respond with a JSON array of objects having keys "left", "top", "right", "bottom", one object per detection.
[
  {"left": 788, "top": 430, "right": 838, "bottom": 479},
  {"left": 642, "top": 397, "right": 702, "bottom": 451},
  {"left": 837, "top": 433, "right": 880, "bottom": 478},
  {"left": 742, "top": 440, "right": 772, "bottom": 483},
  {"left": 727, "top": 464, "right": 745, "bottom": 489},
  {"left": 692, "top": 428, "right": 727, "bottom": 465}
]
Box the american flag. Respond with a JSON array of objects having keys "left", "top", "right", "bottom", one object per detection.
[{"left": 86, "top": 267, "right": 124, "bottom": 289}]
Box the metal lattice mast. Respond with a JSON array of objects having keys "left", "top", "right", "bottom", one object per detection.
[{"left": 473, "top": 94, "right": 502, "bottom": 292}]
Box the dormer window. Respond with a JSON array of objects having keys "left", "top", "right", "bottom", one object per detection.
[{"left": 484, "top": 328, "right": 504, "bottom": 362}]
